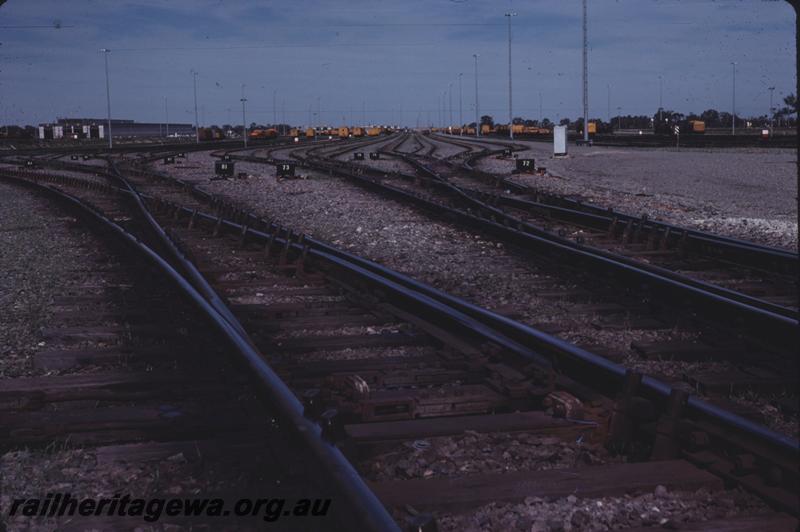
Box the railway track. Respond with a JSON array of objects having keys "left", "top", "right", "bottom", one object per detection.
[
  {"left": 0, "top": 164, "right": 397, "bottom": 530},
  {"left": 2, "top": 148, "right": 797, "bottom": 529},
  {"left": 414, "top": 133, "right": 798, "bottom": 311},
  {"left": 269, "top": 134, "right": 798, "bottom": 338},
  {"left": 208, "top": 136, "right": 800, "bottom": 426},
  {"left": 477, "top": 132, "right": 796, "bottom": 149}
]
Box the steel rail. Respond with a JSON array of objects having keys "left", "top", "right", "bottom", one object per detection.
[
  {"left": 387, "top": 149, "right": 798, "bottom": 320},
  {"left": 134, "top": 189, "right": 800, "bottom": 476},
  {"left": 289, "top": 144, "right": 798, "bottom": 348},
  {"left": 0, "top": 173, "right": 402, "bottom": 532},
  {"left": 21, "top": 161, "right": 796, "bottom": 512},
  {"left": 433, "top": 132, "right": 797, "bottom": 264}
]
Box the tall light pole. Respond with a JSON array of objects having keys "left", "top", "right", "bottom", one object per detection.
[
  {"left": 505, "top": 12, "right": 517, "bottom": 139},
  {"left": 539, "top": 91, "right": 543, "bottom": 123},
  {"left": 581, "top": 0, "right": 589, "bottom": 143},
  {"left": 100, "top": 48, "right": 112, "bottom": 149},
  {"left": 473, "top": 53, "right": 480, "bottom": 137},
  {"left": 731, "top": 62, "right": 737, "bottom": 135},
  {"left": 448, "top": 82, "right": 453, "bottom": 128},
  {"left": 658, "top": 75, "right": 663, "bottom": 124},
  {"left": 191, "top": 70, "right": 199, "bottom": 143},
  {"left": 607, "top": 84, "right": 610, "bottom": 124},
  {"left": 241, "top": 84, "right": 247, "bottom": 147},
  {"left": 272, "top": 88, "right": 277, "bottom": 126},
  {"left": 458, "top": 73, "right": 463, "bottom": 134},
  {"left": 164, "top": 96, "right": 169, "bottom": 138},
  {"left": 768, "top": 86, "right": 775, "bottom": 136},
  {"left": 442, "top": 90, "right": 447, "bottom": 127}
]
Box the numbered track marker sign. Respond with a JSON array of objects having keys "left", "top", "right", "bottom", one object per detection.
[
  {"left": 369, "top": 152, "right": 380, "bottom": 160},
  {"left": 215, "top": 160, "right": 234, "bottom": 177},
  {"left": 516, "top": 158, "right": 535, "bottom": 172},
  {"left": 276, "top": 163, "right": 295, "bottom": 177},
  {"left": 353, "top": 152, "right": 364, "bottom": 160}
]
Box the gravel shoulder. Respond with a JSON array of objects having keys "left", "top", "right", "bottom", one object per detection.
[
  {"left": 448, "top": 135, "right": 797, "bottom": 250},
  {"left": 436, "top": 486, "right": 768, "bottom": 531},
  {"left": 0, "top": 182, "right": 101, "bottom": 378},
  {"left": 156, "top": 154, "right": 709, "bottom": 356},
  {"left": 156, "top": 151, "right": 797, "bottom": 438}
]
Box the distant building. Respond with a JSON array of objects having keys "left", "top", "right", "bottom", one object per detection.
[{"left": 37, "top": 118, "right": 195, "bottom": 139}]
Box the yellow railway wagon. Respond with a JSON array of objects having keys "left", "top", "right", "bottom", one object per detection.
[
  {"left": 689, "top": 120, "right": 705, "bottom": 133},
  {"left": 480, "top": 124, "right": 492, "bottom": 135},
  {"left": 587, "top": 122, "right": 597, "bottom": 134},
  {"left": 288, "top": 128, "right": 300, "bottom": 137},
  {"left": 305, "top": 127, "right": 315, "bottom": 138},
  {"left": 338, "top": 127, "right": 350, "bottom": 138},
  {"left": 367, "top": 127, "right": 382, "bottom": 136},
  {"left": 248, "top": 128, "right": 278, "bottom": 138},
  {"left": 511, "top": 124, "right": 525, "bottom": 135},
  {"left": 352, "top": 127, "right": 365, "bottom": 137},
  {"left": 522, "top": 126, "right": 548, "bottom": 135},
  {"left": 465, "top": 127, "right": 476, "bottom": 135}
]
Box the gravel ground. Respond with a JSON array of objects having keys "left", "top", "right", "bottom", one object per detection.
[
  {"left": 155, "top": 151, "right": 797, "bottom": 437},
  {"left": 434, "top": 486, "right": 768, "bottom": 531},
  {"left": 1, "top": 448, "right": 216, "bottom": 531},
  {"left": 0, "top": 163, "right": 111, "bottom": 186},
  {"left": 0, "top": 182, "right": 101, "bottom": 378},
  {"left": 330, "top": 137, "right": 414, "bottom": 173},
  {"left": 731, "top": 390, "right": 798, "bottom": 438},
  {"left": 452, "top": 136, "right": 797, "bottom": 250},
  {"left": 0, "top": 442, "right": 303, "bottom": 531},
  {"left": 361, "top": 431, "right": 615, "bottom": 482}
]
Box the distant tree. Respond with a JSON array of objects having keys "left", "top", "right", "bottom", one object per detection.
[
  {"left": 480, "top": 115, "right": 494, "bottom": 127},
  {"left": 512, "top": 117, "right": 525, "bottom": 125},
  {"left": 0, "top": 125, "right": 33, "bottom": 139},
  {"left": 541, "top": 118, "right": 553, "bottom": 128},
  {"left": 559, "top": 118, "right": 570, "bottom": 126},
  {"left": 613, "top": 115, "right": 652, "bottom": 130},
  {"left": 700, "top": 109, "right": 720, "bottom": 126},
  {"left": 652, "top": 109, "right": 687, "bottom": 134},
  {"left": 777, "top": 93, "right": 798, "bottom": 118},
  {"left": 222, "top": 124, "right": 232, "bottom": 130}
]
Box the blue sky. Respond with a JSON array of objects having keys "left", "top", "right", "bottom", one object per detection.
[{"left": 0, "top": 0, "right": 795, "bottom": 127}]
